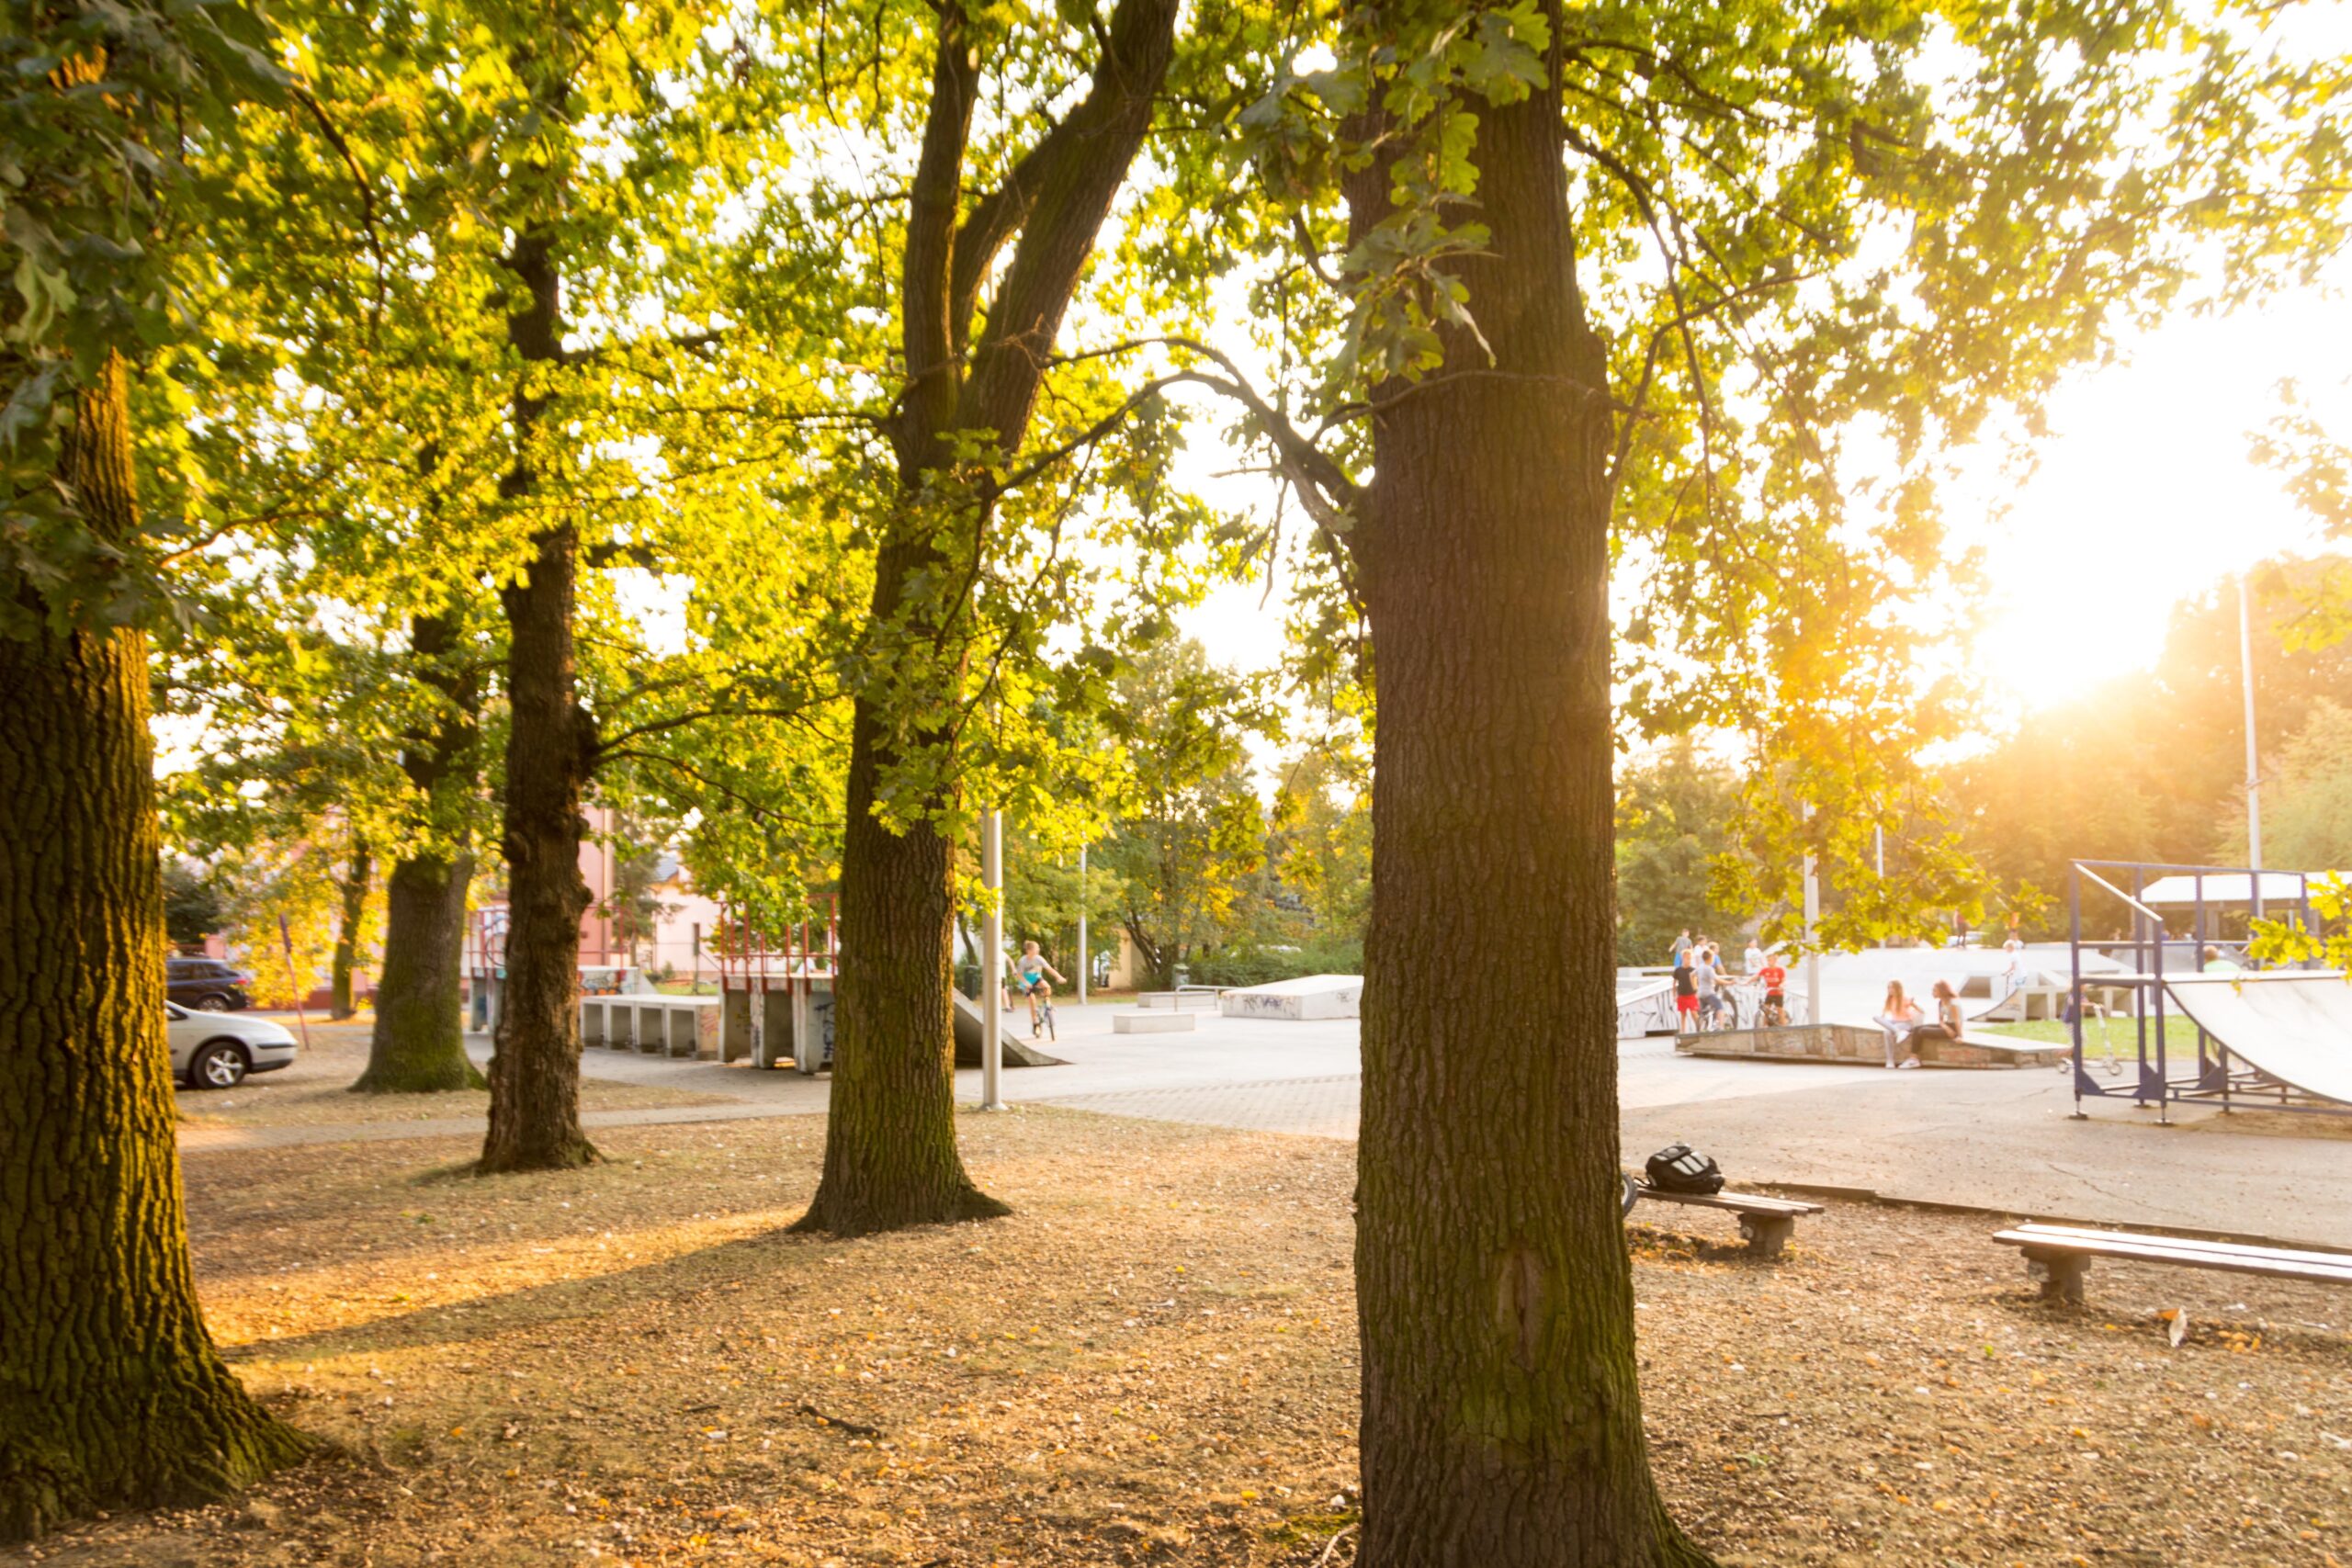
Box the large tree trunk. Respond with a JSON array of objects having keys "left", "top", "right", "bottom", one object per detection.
[
  {"left": 796, "top": 0, "right": 1178, "bottom": 1235},
  {"left": 0, "top": 358, "right": 306, "bottom": 1540},
  {"left": 358, "top": 851, "right": 480, "bottom": 1092},
  {"left": 793, "top": 543, "right": 1007, "bottom": 1235},
  {"left": 1345, "top": 13, "right": 1713, "bottom": 1565},
  {"left": 328, "top": 837, "right": 370, "bottom": 1020},
  {"left": 480, "top": 231, "right": 597, "bottom": 1174},
  {"left": 358, "top": 607, "right": 485, "bottom": 1093}
]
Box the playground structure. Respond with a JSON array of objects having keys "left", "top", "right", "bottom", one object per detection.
[
  {"left": 707, "top": 901, "right": 837, "bottom": 1074},
  {"left": 2066, "top": 860, "right": 2349, "bottom": 1122}
]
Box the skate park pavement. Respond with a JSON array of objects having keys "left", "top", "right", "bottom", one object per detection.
[{"left": 185, "top": 999, "right": 2352, "bottom": 1249}]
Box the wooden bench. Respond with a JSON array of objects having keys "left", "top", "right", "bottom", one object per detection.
[
  {"left": 1993, "top": 1222, "right": 2352, "bottom": 1305},
  {"left": 1631, "top": 1185, "right": 1823, "bottom": 1258}
]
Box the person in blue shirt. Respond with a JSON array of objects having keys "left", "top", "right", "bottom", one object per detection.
[{"left": 1012, "top": 942, "right": 1067, "bottom": 1039}]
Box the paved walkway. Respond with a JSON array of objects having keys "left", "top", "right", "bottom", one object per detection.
[{"left": 186, "top": 1001, "right": 2352, "bottom": 1247}]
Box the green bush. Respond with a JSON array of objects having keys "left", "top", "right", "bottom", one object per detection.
[{"left": 1186, "top": 940, "right": 1363, "bottom": 988}]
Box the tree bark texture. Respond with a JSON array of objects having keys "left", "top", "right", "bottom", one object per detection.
[
  {"left": 359, "top": 851, "right": 479, "bottom": 1092},
  {"left": 480, "top": 231, "right": 597, "bottom": 1174},
  {"left": 795, "top": 565, "right": 1009, "bottom": 1235},
  {"left": 358, "top": 608, "right": 485, "bottom": 1093},
  {"left": 0, "top": 357, "right": 306, "bottom": 1540},
  {"left": 797, "top": 0, "right": 1178, "bottom": 1234},
  {"left": 1344, "top": 14, "right": 1714, "bottom": 1565},
  {"left": 328, "top": 838, "right": 371, "bottom": 1020}
]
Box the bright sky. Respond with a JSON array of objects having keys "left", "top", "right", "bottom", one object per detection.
[
  {"left": 1954, "top": 265, "right": 2349, "bottom": 716},
  {"left": 1178, "top": 255, "right": 2352, "bottom": 732}
]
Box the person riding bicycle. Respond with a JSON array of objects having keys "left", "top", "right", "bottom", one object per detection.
[
  {"left": 1754, "top": 955, "right": 1789, "bottom": 1026},
  {"left": 1692, "top": 943, "right": 1729, "bottom": 1030},
  {"left": 1012, "top": 942, "right": 1066, "bottom": 1040}
]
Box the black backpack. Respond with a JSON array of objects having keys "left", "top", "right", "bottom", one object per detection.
[{"left": 1644, "top": 1143, "right": 1724, "bottom": 1195}]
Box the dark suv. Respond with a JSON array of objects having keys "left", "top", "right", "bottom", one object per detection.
[{"left": 165, "top": 957, "right": 254, "bottom": 1012}]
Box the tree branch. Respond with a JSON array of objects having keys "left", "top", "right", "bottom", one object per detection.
[
  {"left": 289, "top": 85, "right": 390, "bottom": 339},
  {"left": 899, "top": 0, "right": 984, "bottom": 457},
  {"left": 600, "top": 750, "right": 837, "bottom": 831},
  {"left": 956, "top": 0, "right": 1181, "bottom": 451},
  {"left": 593, "top": 695, "right": 836, "bottom": 757}
]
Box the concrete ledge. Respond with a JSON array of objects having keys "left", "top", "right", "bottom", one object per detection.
[
  {"left": 1675, "top": 1021, "right": 2064, "bottom": 1069},
  {"left": 1114, "top": 1010, "right": 1197, "bottom": 1035},
  {"left": 1218, "top": 974, "right": 1362, "bottom": 1021}
]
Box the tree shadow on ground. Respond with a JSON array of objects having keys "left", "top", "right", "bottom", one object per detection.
[{"left": 219, "top": 1218, "right": 866, "bottom": 1365}]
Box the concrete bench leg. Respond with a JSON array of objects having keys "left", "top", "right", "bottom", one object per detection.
[
  {"left": 754, "top": 991, "right": 794, "bottom": 1069},
  {"left": 2022, "top": 1248, "right": 2089, "bottom": 1304},
  {"left": 1737, "top": 1214, "right": 1796, "bottom": 1259},
  {"left": 719, "top": 991, "right": 751, "bottom": 1063}
]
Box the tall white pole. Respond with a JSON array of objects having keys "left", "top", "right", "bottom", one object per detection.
[
  {"left": 1803, "top": 803, "right": 1822, "bottom": 1027},
  {"left": 980, "top": 808, "right": 1004, "bottom": 1110},
  {"left": 2238, "top": 576, "right": 2264, "bottom": 895},
  {"left": 1076, "top": 841, "right": 1089, "bottom": 1005},
  {"left": 1871, "top": 822, "right": 1884, "bottom": 951}
]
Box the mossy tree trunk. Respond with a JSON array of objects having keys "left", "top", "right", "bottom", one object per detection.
[
  {"left": 797, "top": 579, "right": 1008, "bottom": 1234},
  {"left": 1341, "top": 7, "right": 1715, "bottom": 1562},
  {"left": 0, "top": 356, "right": 307, "bottom": 1540},
  {"left": 479, "top": 228, "right": 598, "bottom": 1174},
  {"left": 796, "top": 0, "right": 1179, "bottom": 1235},
  {"left": 357, "top": 607, "right": 485, "bottom": 1093},
  {"left": 327, "top": 835, "right": 370, "bottom": 1020}
]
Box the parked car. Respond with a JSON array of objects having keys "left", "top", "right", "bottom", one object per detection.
[
  {"left": 165, "top": 956, "right": 254, "bottom": 1012},
  {"left": 165, "top": 1001, "right": 297, "bottom": 1089}
]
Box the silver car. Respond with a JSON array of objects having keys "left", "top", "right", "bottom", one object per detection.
[{"left": 165, "top": 1001, "right": 298, "bottom": 1089}]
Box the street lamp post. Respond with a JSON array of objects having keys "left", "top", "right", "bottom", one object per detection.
[
  {"left": 980, "top": 809, "right": 1005, "bottom": 1111},
  {"left": 2238, "top": 575, "right": 2264, "bottom": 917},
  {"left": 1803, "top": 803, "right": 1821, "bottom": 1025}
]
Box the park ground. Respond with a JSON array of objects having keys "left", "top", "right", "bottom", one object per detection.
[{"left": 17, "top": 1017, "right": 2352, "bottom": 1568}]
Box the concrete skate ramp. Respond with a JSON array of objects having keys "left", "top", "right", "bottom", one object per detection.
[
  {"left": 2163, "top": 972, "right": 2352, "bottom": 1105},
  {"left": 1219, "top": 974, "right": 1362, "bottom": 1021},
  {"left": 952, "top": 990, "right": 1065, "bottom": 1068},
  {"left": 1808, "top": 945, "right": 2130, "bottom": 1029},
  {"left": 1616, "top": 974, "right": 1678, "bottom": 1038}
]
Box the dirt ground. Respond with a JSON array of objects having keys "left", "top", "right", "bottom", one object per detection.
[
  {"left": 17, "top": 1108, "right": 2352, "bottom": 1568},
  {"left": 175, "top": 1021, "right": 733, "bottom": 1130}
]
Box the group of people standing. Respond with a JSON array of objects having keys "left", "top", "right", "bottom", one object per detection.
[{"left": 1668, "top": 930, "right": 1789, "bottom": 1032}]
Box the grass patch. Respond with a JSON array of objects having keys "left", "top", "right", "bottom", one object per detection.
[{"left": 1981, "top": 1015, "right": 2210, "bottom": 1053}]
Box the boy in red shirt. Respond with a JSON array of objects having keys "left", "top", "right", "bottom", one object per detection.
[{"left": 1755, "top": 958, "right": 1789, "bottom": 1026}]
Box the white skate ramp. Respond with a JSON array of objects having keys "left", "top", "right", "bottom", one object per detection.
[
  {"left": 1220, "top": 975, "right": 1362, "bottom": 1021},
  {"left": 1806, "top": 945, "right": 2130, "bottom": 1028},
  {"left": 2163, "top": 972, "right": 2352, "bottom": 1105},
  {"left": 1616, "top": 973, "right": 1678, "bottom": 1038}
]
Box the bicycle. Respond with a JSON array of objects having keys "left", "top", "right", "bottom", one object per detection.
[{"left": 1023, "top": 980, "right": 1057, "bottom": 1043}]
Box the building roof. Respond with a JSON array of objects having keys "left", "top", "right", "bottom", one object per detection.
[{"left": 2137, "top": 871, "right": 2341, "bottom": 907}]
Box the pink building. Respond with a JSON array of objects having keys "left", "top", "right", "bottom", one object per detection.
[
  {"left": 574, "top": 813, "right": 727, "bottom": 983},
  {"left": 467, "top": 809, "right": 727, "bottom": 998}
]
